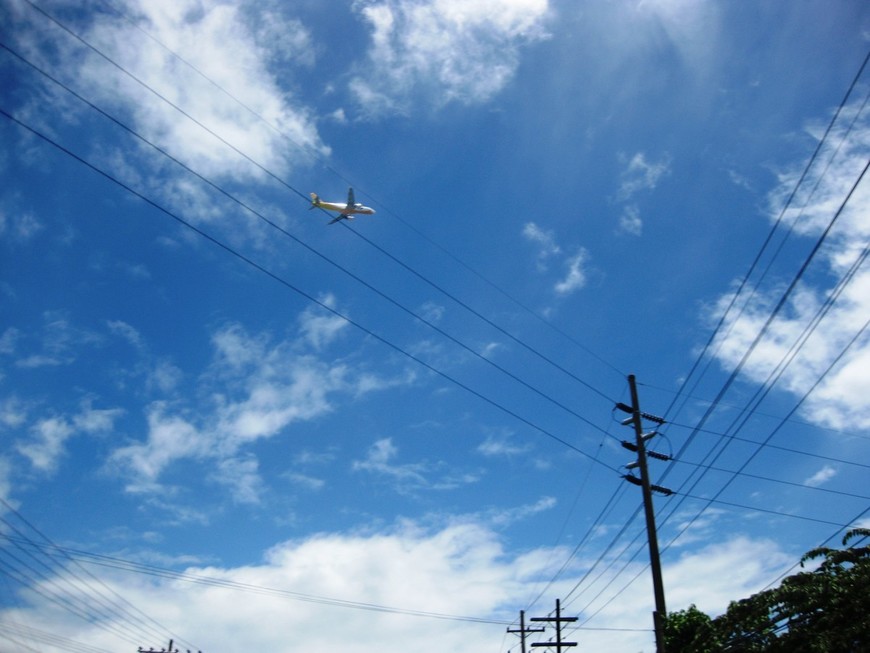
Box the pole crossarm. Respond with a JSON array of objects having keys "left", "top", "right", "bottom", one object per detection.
[
  {"left": 529, "top": 599, "right": 578, "bottom": 652},
  {"left": 508, "top": 610, "right": 546, "bottom": 653}
]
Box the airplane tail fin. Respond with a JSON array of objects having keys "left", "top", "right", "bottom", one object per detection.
[{"left": 309, "top": 192, "right": 320, "bottom": 209}]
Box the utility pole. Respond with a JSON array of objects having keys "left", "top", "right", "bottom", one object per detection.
[
  {"left": 508, "top": 610, "right": 546, "bottom": 653},
  {"left": 138, "top": 640, "right": 201, "bottom": 653},
  {"left": 616, "top": 374, "right": 671, "bottom": 653},
  {"left": 138, "top": 640, "right": 178, "bottom": 653},
  {"left": 530, "top": 599, "right": 578, "bottom": 653}
]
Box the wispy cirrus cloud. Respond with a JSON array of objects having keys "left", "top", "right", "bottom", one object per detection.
[
  {"left": 615, "top": 151, "right": 672, "bottom": 236},
  {"left": 804, "top": 465, "right": 837, "bottom": 487},
  {"left": 15, "top": 402, "right": 123, "bottom": 475},
  {"left": 110, "top": 307, "right": 406, "bottom": 504},
  {"left": 522, "top": 222, "right": 590, "bottom": 296},
  {"left": 353, "top": 437, "right": 479, "bottom": 493},
  {"left": 350, "top": 0, "right": 551, "bottom": 117}
]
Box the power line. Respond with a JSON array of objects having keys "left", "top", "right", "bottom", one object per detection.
[
  {"left": 0, "top": 105, "right": 618, "bottom": 472},
  {"left": 91, "top": 0, "right": 627, "bottom": 383},
  {"left": 0, "top": 525, "right": 188, "bottom": 650},
  {"left": 660, "top": 46, "right": 870, "bottom": 426},
  {"left": 18, "top": 0, "right": 618, "bottom": 416},
  {"left": 665, "top": 422, "right": 870, "bottom": 470},
  {"left": 0, "top": 533, "right": 510, "bottom": 626}
]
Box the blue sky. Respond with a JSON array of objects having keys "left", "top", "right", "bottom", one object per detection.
[{"left": 1, "top": 0, "right": 870, "bottom": 651}]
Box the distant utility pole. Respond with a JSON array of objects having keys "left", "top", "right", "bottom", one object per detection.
[
  {"left": 138, "top": 640, "right": 178, "bottom": 653},
  {"left": 138, "top": 640, "right": 201, "bottom": 653},
  {"left": 508, "top": 609, "right": 546, "bottom": 653},
  {"left": 530, "top": 599, "right": 578, "bottom": 653},
  {"left": 616, "top": 374, "right": 672, "bottom": 653}
]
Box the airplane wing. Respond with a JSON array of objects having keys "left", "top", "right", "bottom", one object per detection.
[{"left": 346, "top": 187, "right": 355, "bottom": 209}]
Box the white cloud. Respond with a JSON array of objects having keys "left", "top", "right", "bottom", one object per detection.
[
  {"left": 9, "top": 0, "right": 328, "bottom": 229},
  {"left": 662, "top": 536, "right": 791, "bottom": 618},
  {"left": 24, "top": 419, "right": 78, "bottom": 467},
  {"left": 523, "top": 224, "right": 591, "bottom": 297},
  {"left": 613, "top": 152, "right": 671, "bottom": 236},
  {"left": 0, "top": 523, "right": 796, "bottom": 653},
  {"left": 111, "top": 318, "right": 400, "bottom": 498},
  {"left": 523, "top": 221, "right": 561, "bottom": 269},
  {"left": 352, "top": 437, "right": 478, "bottom": 493},
  {"left": 0, "top": 328, "right": 20, "bottom": 355},
  {"left": 285, "top": 472, "right": 326, "bottom": 491},
  {"left": 0, "top": 396, "right": 27, "bottom": 428},
  {"left": 554, "top": 248, "right": 589, "bottom": 295},
  {"left": 212, "top": 455, "right": 263, "bottom": 505},
  {"left": 618, "top": 204, "right": 643, "bottom": 236},
  {"left": 16, "top": 402, "right": 122, "bottom": 474},
  {"left": 804, "top": 465, "right": 837, "bottom": 487},
  {"left": 477, "top": 434, "right": 531, "bottom": 456},
  {"left": 487, "top": 496, "right": 556, "bottom": 527},
  {"left": 351, "top": 0, "right": 550, "bottom": 116},
  {"left": 110, "top": 404, "right": 206, "bottom": 489},
  {"left": 706, "top": 107, "right": 870, "bottom": 431},
  {"left": 11, "top": 312, "right": 103, "bottom": 369},
  {"left": 298, "top": 295, "right": 349, "bottom": 350},
  {"left": 618, "top": 152, "right": 672, "bottom": 201},
  {"left": 0, "top": 209, "right": 43, "bottom": 242},
  {"left": 352, "top": 437, "right": 429, "bottom": 485}
]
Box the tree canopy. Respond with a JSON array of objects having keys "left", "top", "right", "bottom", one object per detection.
[{"left": 664, "top": 528, "right": 870, "bottom": 652}]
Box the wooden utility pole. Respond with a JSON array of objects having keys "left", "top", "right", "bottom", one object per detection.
[
  {"left": 508, "top": 610, "right": 546, "bottom": 653},
  {"left": 530, "top": 599, "right": 578, "bottom": 652},
  {"left": 137, "top": 640, "right": 200, "bottom": 653},
  {"left": 138, "top": 640, "right": 178, "bottom": 653},
  {"left": 619, "top": 374, "right": 669, "bottom": 653}
]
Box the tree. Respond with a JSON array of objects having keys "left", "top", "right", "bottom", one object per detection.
[
  {"left": 663, "top": 604, "right": 721, "bottom": 653},
  {"left": 664, "top": 528, "right": 870, "bottom": 652}
]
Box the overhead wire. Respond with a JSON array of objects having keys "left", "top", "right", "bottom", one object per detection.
[
  {"left": 0, "top": 499, "right": 199, "bottom": 651},
  {"left": 18, "top": 0, "right": 619, "bottom": 412},
  {"left": 8, "top": 3, "right": 870, "bottom": 647},
  {"left": 0, "top": 104, "right": 620, "bottom": 473},
  {"left": 657, "top": 46, "right": 870, "bottom": 431},
  {"left": 1, "top": 10, "right": 638, "bottom": 641},
  {"left": 518, "top": 409, "right": 625, "bottom": 617},
  {"left": 91, "top": 0, "right": 627, "bottom": 383},
  {"left": 6, "top": 9, "right": 644, "bottom": 643},
  {"left": 650, "top": 159, "right": 870, "bottom": 540},
  {"left": 641, "top": 125, "right": 870, "bottom": 556},
  {"left": 0, "top": 532, "right": 509, "bottom": 626},
  {"left": 665, "top": 421, "right": 870, "bottom": 470},
  {"left": 0, "top": 39, "right": 619, "bottom": 459},
  {"left": 0, "top": 621, "right": 115, "bottom": 653},
  {"left": 576, "top": 314, "right": 870, "bottom": 625},
  {"left": 560, "top": 130, "right": 870, "bottom": 628}
]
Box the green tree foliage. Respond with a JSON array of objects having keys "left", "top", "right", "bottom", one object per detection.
[{"left": 664, "top": 528, "right": 870, "bottom": 652}]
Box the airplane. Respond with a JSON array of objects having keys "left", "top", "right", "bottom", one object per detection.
[{"left": 309, "top": 187, "right": 375, "bottom": 224}]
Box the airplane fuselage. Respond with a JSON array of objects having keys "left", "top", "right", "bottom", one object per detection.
[
  {"left": 310, "top": 189, "right": 375, "bottom": 223},
  {"left": 317, "top": 200, "right": 375, "bottom": 216}
]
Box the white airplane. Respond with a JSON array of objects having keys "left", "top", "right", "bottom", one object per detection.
[{"left": 309, "top": 187, "right": 375, "bottom": 224}]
